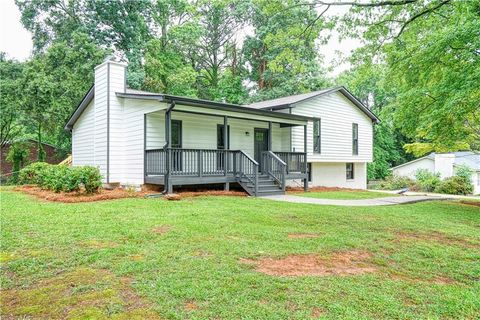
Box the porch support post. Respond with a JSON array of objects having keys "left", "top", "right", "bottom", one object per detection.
[
  {"left": 143, "top": 114, "right": 147, "bottom": 185},
  {"left": 165, "top": 103, "right": 174, "bottom": 194},
  {"left": 303, "top": 124, "right": 308, "bottom": 192},
  {"left": 224, "top": 115, "right": 229, "bottom": 191},
  {"left": 268, "top": 121, "right": 272, "bottom": 151}
]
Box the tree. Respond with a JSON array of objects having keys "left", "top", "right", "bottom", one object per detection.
[
  {"left": 243, "top": 0, "right": 332, "bottom": 101},
  {"left": 18, "top": 33, "right": 106, "bottom": 156},
  {"left": 305, "top": 0, "right": 479, "bottom": 155},
  {"left": 0, "top": 54, "right": 25, "bottom": 151},
  {"left": 143, "top": 0, "right": 200, "bottom": 96},
  {"left": 16, "top": 0, "right": 151, "bottom": 88},
  {"left": 195, "top": 0, "right": 248, "bottom": 101}
]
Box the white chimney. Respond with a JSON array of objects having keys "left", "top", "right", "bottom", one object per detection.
[{"left": 93, "top": 60, "right": 127, "bottom": 183}]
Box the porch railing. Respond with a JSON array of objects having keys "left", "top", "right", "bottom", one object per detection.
[
  {"left": 145, "top": 149, "right": 167, "bottom": 175},
  {"left": 261, "top": 151, "right": 286, "bottom": 191},
  {"left": 273, "top": 151, "right": 307, "bottom": 174},
  {"left": 146, "top": 148, "right": 235, "bottom": 177}
]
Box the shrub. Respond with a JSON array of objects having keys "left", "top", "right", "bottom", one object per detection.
[
  {"left": 18, "top": 162, "right": 51, "bottom": 185},
  {"left": 415, "top": 169, "right": 441, "bottom": 192},
  {"left": 18, "top": 163, "right": 102, "bottom": 194},
  {"left": 74, "top": 166, "right": 102, "bottom": 194},
  {"left": 435, "top": 176, "right": 473, "bottom": 195},
  {"left": 379, "top": 175, "right": 415, "bottom": 190},
  {"left": 455, "top": 165, "right": 473, "bottom": 184},
  {"left": 41, "top": 165, "right": 81, "bottom": 193}
]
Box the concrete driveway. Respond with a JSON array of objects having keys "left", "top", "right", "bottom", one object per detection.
[{"left": 260, "top": 195, "right": 454, "bottom": 206}]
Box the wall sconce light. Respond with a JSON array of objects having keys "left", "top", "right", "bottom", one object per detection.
[{"left": 245, "top": 131, "right": 250, "bottom": 136}]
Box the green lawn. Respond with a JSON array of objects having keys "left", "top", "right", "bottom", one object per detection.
[
  {"left": 294, "top": 190, "right": 398, "bottom": 200},
  {"left": 1, "top": 188, "right": 479, "bottom": 319}
]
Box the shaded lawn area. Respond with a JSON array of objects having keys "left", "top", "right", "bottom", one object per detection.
[
  {"left": 1, "top": 188, "right": 479, "bottom": 319},
  {"left": 293, "top": 190, "right": 398, "bottom": 200}
]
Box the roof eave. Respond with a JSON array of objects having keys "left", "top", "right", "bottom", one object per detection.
[{"left": 116, "top": 92, "right": 313, "bottom": 122}]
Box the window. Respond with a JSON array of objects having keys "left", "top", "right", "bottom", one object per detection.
[
  {"left": 313, "top": 119, "right": 321, "bottom": 153},
  {"left": 308, "top": 163, "right": 312, "bottom": 182},
  {"left": 352, "top": 123, "right": 358, "bottom": 155},
  {"left": 346, "top": 163, "right": 354, "bottom": 180}
]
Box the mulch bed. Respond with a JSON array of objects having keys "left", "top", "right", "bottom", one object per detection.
[
  {"left": 15, "top": 185, "right": 143, "bottom": 203},
  {"left": 15, "top": 185, "right": 247, "bottom": 203}
]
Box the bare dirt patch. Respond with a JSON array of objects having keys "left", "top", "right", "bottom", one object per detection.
[
  {"left": 151, "top": 225, "right": 171, "bottom": 235},
  {"left": 287, "top": 233, "right": 320, "bottom": 239},
  {"left": 459, "top": 200, "right": 480, "bottom": 207},
  {"left": 240, "top": 250, "right": 377, "bottom": 277},
  {"left": 0, "top": 268, "right": 160, "bottom": 319},
  {"left": 80, "top": 239, "right": 119, "bottom": 249},
  {"left": 15, "top": 185, "right": 145, "bottom": 203},
  {"left": 395, "top": 231, "right": 479, "bottom": 249},
  {"left": 184, "top": 300, "right": 199, "bottom": 311},
  {"left": 311, "top": 307, "right": 326, "bottom": 318}
]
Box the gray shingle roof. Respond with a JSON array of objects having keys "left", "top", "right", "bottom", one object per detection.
[
  {"left": 244, "top": 86, "right": 380, "bottom": 123},
  {"left": 246, "top": 89, "right": 333, "bottom": 109}
]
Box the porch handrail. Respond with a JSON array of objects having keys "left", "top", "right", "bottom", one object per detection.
[
  {"left": 273, "top": 151, "right": 307, "bottom": 174},
  {"left": 261, "top": 151, "right": 286, "bottom": 191},
  {"left": 234, "top": 150, "right": 259, "bottom": 196}
]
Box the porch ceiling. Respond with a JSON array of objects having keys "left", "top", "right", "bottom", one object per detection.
[{"left": 116, "top": 91, "right": 311, "bottom": 126}]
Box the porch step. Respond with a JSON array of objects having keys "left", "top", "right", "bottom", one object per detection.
[{"left": 237, "top": 173, "right": 284, "bottom": 196}]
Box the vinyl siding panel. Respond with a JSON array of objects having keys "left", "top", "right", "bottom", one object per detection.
[
  {"left": 290, "top": 91, "right": 374, "bottom": 162},
  {"left": 72, "top": 100, "right": 95, "bottom": 166}
]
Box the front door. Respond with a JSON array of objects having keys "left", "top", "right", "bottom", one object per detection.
[
  {"left": 171, "top": 120, "right": 182, "bottom": 172},
  {"left": 254, "top": 128, "right": 269, "bottom": 171}
]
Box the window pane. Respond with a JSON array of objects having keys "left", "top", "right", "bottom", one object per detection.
[{"left": 346, "top": 163, "right": 354, "bottom": 179}]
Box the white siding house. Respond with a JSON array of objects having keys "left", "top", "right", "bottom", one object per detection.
[
  {"left": 247, "top": 88, "right": 379, "bottom": 189},
  {"left": 66, "top": 60, "right": 379, "bottom": 195},
  {"left": 392, "top": 152, "right": 480, "bottom": 195}
]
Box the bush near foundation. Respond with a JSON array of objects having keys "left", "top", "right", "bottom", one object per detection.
[
  {"left": 18, "top": 163, "right": 102, "bottom": 194},
  {"left": 434, "top": 176, "right": 473, "bottom": 195}
]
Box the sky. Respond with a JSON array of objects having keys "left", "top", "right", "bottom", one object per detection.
[{"left": 0, "top": 0, "right": 360, "bottom": 75}]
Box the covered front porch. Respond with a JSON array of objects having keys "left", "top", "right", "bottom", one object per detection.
[{"left": 141, "top": 101, "right": 309, "bottom": 196}]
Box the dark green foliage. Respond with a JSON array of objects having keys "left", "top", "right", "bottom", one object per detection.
[
  {"left": 5, "top": 142, "right": 30, "bottom": 183},
  {"left": 435, "top": 176, "right": 473, "bottom": 195},
  {"left": 18, "top": 162, "right": 50, "bottom": 186},
  {"left": 454, "top": 165, "right": 473, "bottom": 184},
  {"left": 415, "top": 169, "right": 441, "bottom": 193},
  {"left": 41, "top": 165, "right": 79, "bottom": 193},
  {"left": 74, "top": 166, "right": 102, "bottom": 194},
  {"left": 18, "top": 163, "right": 102, "bottom": 194},
  {"left": 378, "top": 175, "right": 415, "bottom": 190}
]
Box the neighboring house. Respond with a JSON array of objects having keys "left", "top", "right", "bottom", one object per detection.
[
  {"left": 391, "top": 151, "right": 480, "bottom": 195},
  {"left": 65, "top": 60, "right": 379, "bottom": 196},
  {"left": 0, "top": 139, "right": 62, "bottom": 179}
]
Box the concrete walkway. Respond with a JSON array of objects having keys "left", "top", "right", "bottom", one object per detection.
[{"left": 261, "top": 195, "right": 454, "bottom": 206}]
